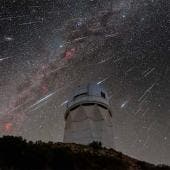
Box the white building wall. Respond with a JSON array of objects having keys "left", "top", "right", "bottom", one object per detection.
[{"left": 64, "top": 104, "right": 114, "bottom": 148}]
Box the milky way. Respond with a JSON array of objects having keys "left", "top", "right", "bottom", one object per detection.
[{"left": 0, "top": 0, "right": 169, "bottom": 165}]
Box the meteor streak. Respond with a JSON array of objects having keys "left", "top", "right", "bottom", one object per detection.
[
  {"left": 0, "top": 57, "right": 11, "bottom": 62},
  {"left": 28, "top": 92, "right": 56, "bottom": 110},
  {"left": 97, "top": 77, "right": 110, "bottom": 85}
]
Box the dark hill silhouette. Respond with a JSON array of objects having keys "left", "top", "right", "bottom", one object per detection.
[{"left": 0, "top": 136, "right": 169, "bottom": 170}]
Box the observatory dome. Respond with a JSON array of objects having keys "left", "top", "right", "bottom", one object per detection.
[{"left": 64, "top": 83, "right": 114, "bottom": 148}]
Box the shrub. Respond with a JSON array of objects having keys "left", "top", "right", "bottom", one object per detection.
[{"left": 88, "top": 141, "right": 102, "bottom": 149}]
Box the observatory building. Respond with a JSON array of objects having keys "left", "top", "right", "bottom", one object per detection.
[{"left": 63, "top": 83, "right": 114, "bottom": 148}]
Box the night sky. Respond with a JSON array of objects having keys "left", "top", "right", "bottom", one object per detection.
[{"left": 0, "top": 0, "right": 169, "bottom": 165}]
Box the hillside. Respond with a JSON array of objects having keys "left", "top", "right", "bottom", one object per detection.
[{"left": 0, "top": 136, "right": 169, "bottom": 170}]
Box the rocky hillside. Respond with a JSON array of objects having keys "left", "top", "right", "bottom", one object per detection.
[{"left": 0, "top": 136, "right": 169, "bottom": 170}]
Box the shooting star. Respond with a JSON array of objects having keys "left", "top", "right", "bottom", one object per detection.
[
  {"left": 19, "top": 20, "right": 43, "bottom": 26},
  {"left": 0, "top": 57, "right": 12, "bottom": 62},
  {"left": 143, "top": 67, "right": 156, "bottom": 77},
  {"left": 28, "top": 92, "right": 56, "bottom": 110},
  {"left": 4, "top": 36, "right": 14, "bottom": 42},
  {"left": 121, "top": 100, "right": 129, "bottom": 109},
  {"left": 97, "top": 76, "right": 110, "bottom": 85},
  {"left": 138, "top": 81, "right": 158, "bottom": 102},
  {"left": 97, "top": 56, "right": 114, "bottom": 64},
  {"left": 60, "top": 100, "right": 68, "bottom": 107}
]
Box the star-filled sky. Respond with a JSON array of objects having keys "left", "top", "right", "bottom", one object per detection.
[{"left": 0, "top": 0, "right": 169, "bottom": 165}]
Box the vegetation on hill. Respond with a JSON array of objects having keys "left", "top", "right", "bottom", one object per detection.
[{"left": 0, "top": 136, "right": 169, "bottom": 170}]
